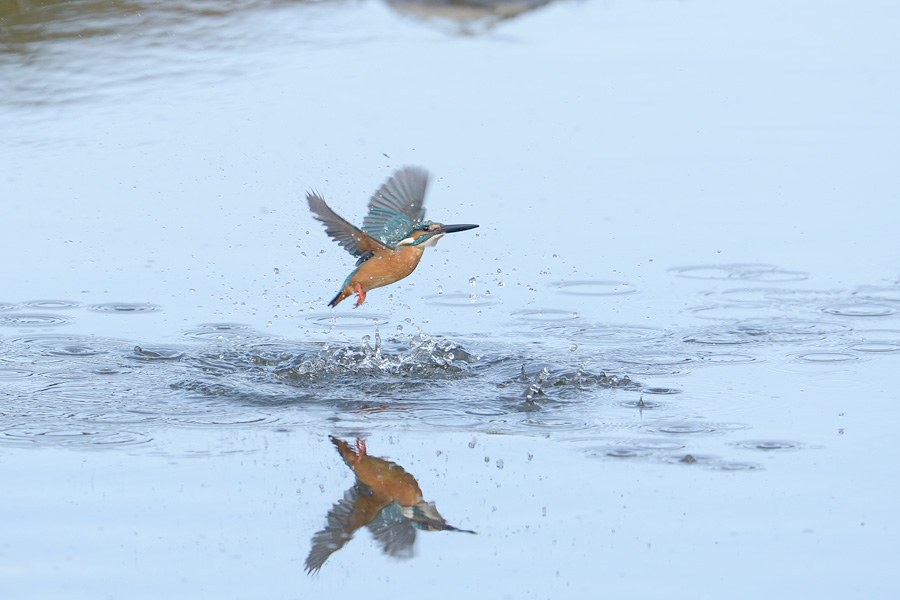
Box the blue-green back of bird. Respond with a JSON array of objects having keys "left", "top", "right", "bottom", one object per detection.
[
  {"left": 362, "top": 166, "right": 430, "bottom": 245},
  {"left": 364, "top": 209, "right": 433, "bottom": 245}
]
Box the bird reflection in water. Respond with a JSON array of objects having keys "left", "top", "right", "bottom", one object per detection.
[{"left": 306, "top": 436, "right": 475, "bottom": 574}]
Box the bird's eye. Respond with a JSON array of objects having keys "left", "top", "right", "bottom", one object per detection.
[{"left": 420, "top": 225, "right": 430, "bottom": 232}]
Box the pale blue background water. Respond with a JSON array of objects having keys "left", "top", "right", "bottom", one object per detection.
[{"left": 2, "top": 1, "right": 899, "bottom": 598}]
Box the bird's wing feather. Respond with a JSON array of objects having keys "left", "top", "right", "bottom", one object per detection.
[
  {"left": 367, "top": 504, "right": 417, "bottom": 558},
  {"left": 307, "top": 192, "right": 391, "bottom": 257},
  {"left": 362, "top": 166, "right": 429, "bottom": 244},
  {"left": 304, "top": 485, "right": 361, "bottom": 574}
]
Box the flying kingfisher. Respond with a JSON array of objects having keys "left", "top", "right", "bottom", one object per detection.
[{"left": 307, "top": 166, "right": 478, "bottom": 308}]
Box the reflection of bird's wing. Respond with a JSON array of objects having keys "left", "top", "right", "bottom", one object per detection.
[
  {"left": 308, "top": 192, "right": 392, "bottom": 258},
  {"left": 362, "top": 167, "right": 429, "bottom": 245},
  {"left": 305, "top": 485, "right": 362, "bottom": 574},
  {"left": 367, "top": 503, "right": 417, "bottom": 559}
]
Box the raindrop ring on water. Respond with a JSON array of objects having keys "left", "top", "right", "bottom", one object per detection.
[
  {"left": 88, "top": 302, "right": 161, "bottom": 314},
  {"left": 305, "top": 313, "right": 389, "bottom": 329},
  {"left": 669, "top": 264, "right": 808, "bottom": 282},
  {"left": 510, "top": 309, "right": 579, "bottom": 323},
  {"left": 552, "top": 281, "right": 636, "bottom": 296},
  {"left": 422, "top": 293, "right": 494, "bottom": 307},
  {"left": 0, "top": 314, "right": 70, "bottom": 327}
]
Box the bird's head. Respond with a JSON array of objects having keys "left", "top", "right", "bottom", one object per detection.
[{"left": 396, "top": 222, "right": 479, "bottom": 248}]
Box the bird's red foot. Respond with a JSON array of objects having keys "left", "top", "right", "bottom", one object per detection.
[
  {"left": 353, "top": 282, "right": 367, "bottom": 308},
  {"left": 354, "top": 438, "right": 367, "bottom": 463}
]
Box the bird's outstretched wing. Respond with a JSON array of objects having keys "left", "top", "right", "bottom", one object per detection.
[
  {"left": 307, "top": 192, "right": 391, "bottom": 258},
  {"left": 362, "top": 166, "right": 430, "bottom": 245},
  {"left": 305, "top": 485, "right": 361, "bottom": 575},
  {"left": 367, "top": 503, "right": 417, "bottom": 559}
]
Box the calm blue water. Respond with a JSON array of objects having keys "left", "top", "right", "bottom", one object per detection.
[{"left": 2, "top": 1, "right": 899, "bottom": 598}]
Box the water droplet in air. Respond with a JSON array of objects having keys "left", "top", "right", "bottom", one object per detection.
[
  {"left": 496, "top": 459, "right": 504, "bottom": 469},
  {"left": 498, "top": 281, "right": 505, "bottom": 287},
  {"left": 273, "top": 268, "right": 280, "bottom": 275},
  {"left": 469, "top": 277, "right": 476, "bottom": 286},
  {"left": 569, "top": 344, "right": 578, "bottom": 352}
]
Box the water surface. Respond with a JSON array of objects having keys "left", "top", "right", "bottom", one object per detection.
[{"left": 2, "top": 1, "right": 899, "bottom": 598}]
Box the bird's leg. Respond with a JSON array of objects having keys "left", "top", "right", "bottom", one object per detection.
[
  {"left": 353, "top": 282, "right": 366, "bottom": 308},
  {"left": 354, "top": 438, "right": 367, "bottom": 464}
]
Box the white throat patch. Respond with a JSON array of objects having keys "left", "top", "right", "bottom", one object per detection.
[{"left": 418, "top": 233, "right": 444, "bottom": 248}]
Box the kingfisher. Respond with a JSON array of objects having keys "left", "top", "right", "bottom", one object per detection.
[
  {"left": 307, "top": 166, "right": 478, "bottom": 308},
  {"left": 305, "top": 436, "right": 475, "bottom": 574}
]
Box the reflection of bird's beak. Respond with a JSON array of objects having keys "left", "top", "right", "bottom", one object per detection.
[
  {"left": 438, "top": 523, "right": 477, "bottom": 534},
  {"left": 438, "top": 224, "right": 479, "bottom": 234}
]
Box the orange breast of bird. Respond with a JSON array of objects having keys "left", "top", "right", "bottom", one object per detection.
[
  {"left": 352, "top": 246, "right": 425, "bottom": 292},
  {"left": 352, "top": 456, "right": 425, "bottom": 507}
]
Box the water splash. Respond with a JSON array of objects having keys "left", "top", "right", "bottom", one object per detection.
[{"left": 274, "top": 332, "right": 475, "bottom": 379}]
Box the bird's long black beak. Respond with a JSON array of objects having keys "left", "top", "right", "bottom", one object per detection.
[{"left": 438, "top": 223, "right": 479, "bottom": 234}]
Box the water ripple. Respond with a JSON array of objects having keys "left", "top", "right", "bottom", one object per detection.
[
  {"left": 0, "top": 314, "right": 70, "bottom": 327},
  {"left": 644, "top": 421, "right": 746, "bottom": 435},
  {"left": 21, "top": 299, "right": 81, "bottom": 309},
  {"left": 716, "top": 288, "right": 837, "bottom": 305},
  {"left": 0, "top": 368, "right": 34, "bottom": 380},
  {"left": 183, "top": 322, "right": 267, "bottom": 341},
  {"left": 572, "top": 324, "right": 669, "bottom": 343},
  {"left": 794, "top": 352, "right": 858, "bottom": 363},
  {"left": 88, "top": 302, "right": 161, "bottom": 314},
  {"left": 670, "top": 264, "right": 808, "bottom": 282},
  {"left": 130, "top": 346, "right": 184, "bottom": 361},
  {"left": 701, "top": 353, "right": 758, "bottom": 365},
  {"left": 47, "top": 344, "right": 109, "bottom": 357},
  {"left": 643, "top": 387, "right": 682, "bottom": 395},
  {"left": 552, "top": 281, "right": 635, "bottom": 296},
  {"left": 853, "top": 286, "right": 900, "bottom": 303},
  {"left": 422, "top": 293, "right": 495, "bottom": 307},
  {"left": 734, "top": 440, "right": 802, "bottom": 451},
  {"left": 822, "top": 303, "right": 896, "bottom": 317},
  {"left": 848, "top": 342, "right": 900, "bottom": 353},
  {"left": 0, "top": 426, "right": 152, "bottom": 448},
  {"left": 305, "top": 313, "right": 389, "bottom": 329},
  {"left": 511, "top": 309, "right": 579, "bottom": 323},
  {"left": 732, "top": 319, "right": 853, "bottom": 343}
]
